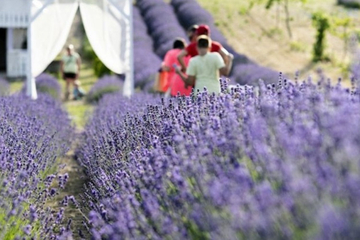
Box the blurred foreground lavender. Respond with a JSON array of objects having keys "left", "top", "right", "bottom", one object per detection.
[
  {"left": 0, "top": 78, "right": 9, "bottom": 96},
  {"left": 76, "top": 76, "right": 360, "bottom": 239},
  {"left": 0, "top": 94, "right": 74, "bottom": 239}
]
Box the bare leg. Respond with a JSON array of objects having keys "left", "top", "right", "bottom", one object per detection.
[{"left": 65, "top": 78, "right": 71, "bottom": 100}]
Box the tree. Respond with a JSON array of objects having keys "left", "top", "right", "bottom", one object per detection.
[
  {"left": 330, "top": 16, "right": 354, "bottom": 60},
  {"left": 311, "top": 12, "right": 330, "bottom": 62},
  {"left": 265, "top": 0, "right": 307, "bottom": 39}
]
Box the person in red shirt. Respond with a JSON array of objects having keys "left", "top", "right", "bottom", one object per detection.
[
  {"left": 161, "top": 38, "right": 192, "bottom": 96},
  {"left": 187, "top": 24, "right": 199, "bottom": 43},
  {"left": 177, "top": 24, "right": 232, "bottom": 73}
]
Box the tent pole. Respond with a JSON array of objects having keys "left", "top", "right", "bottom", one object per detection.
[
  {"left": 27, "top": 0, "right": 37, "bottom": 99},
  {"left": 123, "top": 0, "right": 134, "bottom": 97},
  {"left": 27, "top": 0, "right": 54, "bottom": 99}
]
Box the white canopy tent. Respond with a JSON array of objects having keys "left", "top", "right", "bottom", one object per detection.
[{"left": 1, "top": 0, "right": 134, "bottom": 99}]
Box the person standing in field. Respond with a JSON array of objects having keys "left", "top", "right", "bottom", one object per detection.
[
  {"left": 175, "top": 35, "right": 233, "bottom": 94},
  {"left": 161, "top": 38, "right": 192, "bottom": 97},
  {"left": 60, "top": 44, "right": 81, "bottom": 100},
  {"left": 187, "top": 24, "right": 199, "bottom": 43},
  {"left": 177, "top": 24, "right": 232, "bottom": 74}
]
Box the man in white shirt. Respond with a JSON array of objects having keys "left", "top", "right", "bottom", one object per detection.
[
  {"left": 176, "top": 35, "right": 233, "bottom": 95},
  {"left": 60, "top": 44, "right": 81, "bottom": 100}
]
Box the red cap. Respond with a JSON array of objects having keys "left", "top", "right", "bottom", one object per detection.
[{"left": 196, "top": 24, "right": 210, "bottom": 36}]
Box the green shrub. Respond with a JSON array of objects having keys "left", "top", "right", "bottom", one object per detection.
[
  {"left": 337, "top": 0, "right": 360, "bottom": 9},
  {"left": 312, "top": 12, "right": 330, "bottom": 62},
  {"left": 82, "top": 37, "right": 112, "bottom": 78}
]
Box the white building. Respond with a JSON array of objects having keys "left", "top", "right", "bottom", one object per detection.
[
  {"left": 0, "top": 0, "right": 134, "bottom": 99},
  {"left": 0, "top": 0, "right": 29, "bottom": 78}
]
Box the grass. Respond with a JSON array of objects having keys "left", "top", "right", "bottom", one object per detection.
[
  {"left": 60, "top": 62, "right": 97, "bottom": 130},
  {"left": 64, "top": 101, "right": 94, "bottom": 130},
  {"left": 9, "top": 80, "right": 24, "bottom": 94}
]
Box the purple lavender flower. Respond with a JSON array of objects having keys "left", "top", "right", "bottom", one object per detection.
[
  {"left": 76, "top": 77, "right": 360, "bottom": 239},
  {"left": 0, "top": 93, "right": 73, "bottom": 238},
  {"left": 86, "top": 75, "right": 123, "bottom": 103}
]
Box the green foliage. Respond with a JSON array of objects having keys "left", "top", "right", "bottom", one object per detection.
[
  {"left": 37, "top": 86, "right": 60, "bottom": 100},
  {"left": 337, "top": 0, "right": 360, "bottom": 9},
  {"left": 238, "top": 5, "right": 249, "bottom": 15},
  {"left": 64, "top": 102, "right": 94, "bottom": 130},
  {"left": 182, "top": 218, "right": 210, "bottom": 240},
  {"left": 265, "top": 0, "right": 278, "bottom": 9},
  {"left": 311, "top": 12, "right": 330, "bottom": 62},
  {"left": 355, "top": 30, "right": 360, "bottom": 41},
  {"left": 81, "top": 37, "right": 112, "bottom": 78},
  {"left": 330, "top": 16, "right": 354, "bottom": 60},
  {"left": 268, "top": 27, "right": 283, "bottom": 37},
  {"left": 290, "top": 41, "right": 306, "bottom": 52},
  {"left": 264, "top": 0, "right": 307, "bottom": 38}
]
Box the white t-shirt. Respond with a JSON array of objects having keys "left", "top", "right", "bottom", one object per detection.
[
  {"left": 186, "top": 52, "right": 225, "bottom": 94},
  {"left": 62, "top": 52, "right": 80, "bottom": 74}
]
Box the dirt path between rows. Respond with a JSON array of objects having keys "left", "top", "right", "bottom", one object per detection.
[{"left": 46, "top": 130, "right": 91, "bottom": 239}]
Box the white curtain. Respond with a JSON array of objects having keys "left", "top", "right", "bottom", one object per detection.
[
  {"left": 31, "top": 0, "right": 78, "bottom": 76},
  {"left": 79, "top": 0, "right": 131, "bottom": 74}
]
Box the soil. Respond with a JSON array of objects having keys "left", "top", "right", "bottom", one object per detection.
[{"left": 45, "top": 130, "right": 91, "bottom": 240}]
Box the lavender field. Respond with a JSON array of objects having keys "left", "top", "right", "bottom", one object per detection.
[
  {"left": 73, "top": 76, "right": 360, "bottom": 239},
  {"left": 0, "top": 93, "right": 73, "bottom": 239},
  {"left": 1, "top": 0, "right": 360, "bottom": 239}
]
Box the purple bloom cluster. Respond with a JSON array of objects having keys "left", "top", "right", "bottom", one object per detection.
[
  {"left": 133, "top": 6, "right": 162, "bottom": 89},
  {"left": 170, "top": 0, "right": 278, "bottom": 85},
  {"left": 136, "top": 0, "right": 188, "bottom": 59},
  {"left": 86, "top": 75, "right": 123, "bottom": 103},
  {"left": 76, "top": 77, "right": 360, "bottom": 239},
  {"left": 231, "top": 63, "right": 279, "bottom": 85},
  {"left": 21, "top": 73, "right": 62, "bottom": 100},
  {"left": 0, "top": 78, "right": 9, "bottom": 96},
  {"left": 0, "top": 94, "right": 74, "bottom": 239}
]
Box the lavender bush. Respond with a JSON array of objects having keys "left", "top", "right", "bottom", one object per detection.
[
  {"left": 76, "top": 76, "right": 360, "bottom": 239},
  {"left": 231, "top": 63, "right": 279, "bottom": 85},
  {"left": 0, "top": 78, "right": 9, "bottom": 96},
  {"left": 86, "top": 75, "right": 123, "bottom": 103},
  {"left": 0, "top": 93, "right": 74, "bottom": 239},
  {"left": 133, "top": 6, "right": 162, "bottom": 89},
  {"left": 21, "top": 73, "right": 62, "bottom": 100},
  {"left": 136, "top": 0, "right": 188, "bottom": 59}
]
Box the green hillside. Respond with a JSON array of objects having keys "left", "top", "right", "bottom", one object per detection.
[{"left": 197, "top": 0, "right": 360, "bottom": 84}]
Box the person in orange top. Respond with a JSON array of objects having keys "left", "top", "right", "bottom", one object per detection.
[
  {"left": 177, "top": 24, "right": 231, "bottom": 73},
  {"left": 161, "top": 38, "right": 192, "bottom": 96}
]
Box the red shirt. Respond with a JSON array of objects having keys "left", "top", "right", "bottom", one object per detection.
[{"left": 185, "top": 41, "right": 222, "bottom": 57}]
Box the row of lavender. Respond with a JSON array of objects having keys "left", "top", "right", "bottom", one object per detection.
[
  {"left": 133, "top": 5, "right": 162, "bottom": 89},
  {"left": 136, "top": 0, "right": 188, "bottom": 59},
  {"left": 0, "top": 91, "right": 74, "bottom": 239},
  {"left": 76, "top": 76, "right": 360, "bottom": 239}
]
